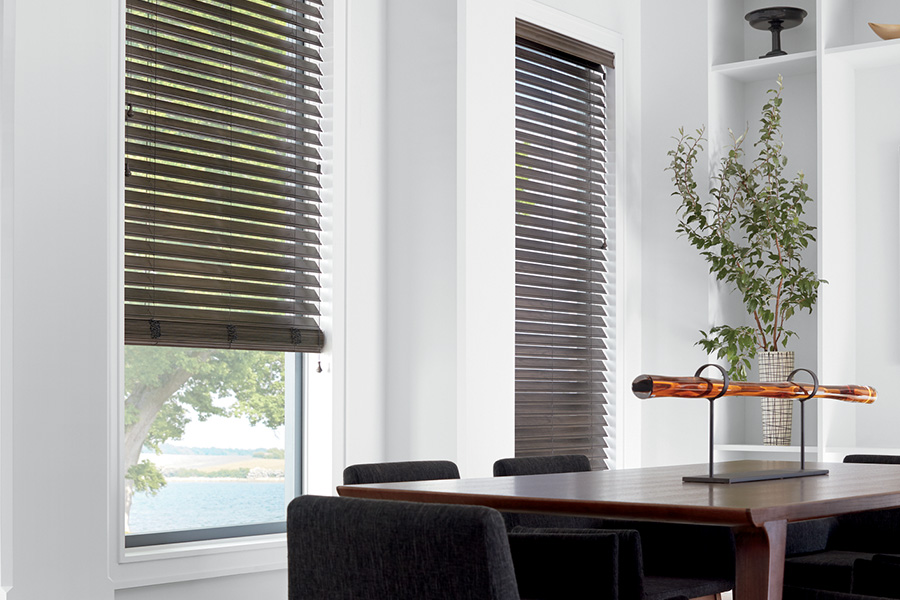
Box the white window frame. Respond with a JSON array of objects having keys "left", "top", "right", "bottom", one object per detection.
[{"left": 106, "top": 0, "right": 347, "bottom": 587}]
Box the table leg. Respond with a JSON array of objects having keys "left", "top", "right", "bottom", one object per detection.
[{"left": 733, "top": 519, "right": 787, "bottom": 600}]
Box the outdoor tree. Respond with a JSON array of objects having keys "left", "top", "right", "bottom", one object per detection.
[{"left": 123, "top": 346, "right": 285, "bottom": 531}]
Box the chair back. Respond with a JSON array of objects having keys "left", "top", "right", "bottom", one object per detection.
[
  {"left": 287, "top": 495, "right": 520, "bottom": 600},
  {"left": 844, "top": 454, "right": 900, "bottom": 464},
  {"left": 493, "top": 455, "right": 591, "bottom": 477},
  {"left": 342, "top": 460, "right": 460, "bottom": 485},
  {"left": 492, "top": 455, "right": 598, "bottom": 530}
]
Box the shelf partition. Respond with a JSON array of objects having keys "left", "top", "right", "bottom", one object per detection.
[{"left": 711, "top": 51, "right": 816, "bottom": 82}]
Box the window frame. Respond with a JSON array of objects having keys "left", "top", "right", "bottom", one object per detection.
[
  {"left": 123, "top": 352, "right": 304, "bottom": 548},
  {"left": 109, "top": 0, "right": 343, "bottom": 578},
  {"left": 119, "top": 0, "right": 320, "bottom": 547}
]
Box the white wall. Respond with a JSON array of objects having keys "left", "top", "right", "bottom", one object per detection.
[
  {"left": 115, "top": 571, "right": 284, "bottom": 600},
  {"left": 2, "top": 0, "right": 118, "bottom": 597},
  {"left": 852, "top": 64, "right": 900, "bottom": 449},
  {"left": 383, "top": 0, "right": 461, "bottom": 463},
  {"left": 638, "top": 0, "right": 712, "bottom": 466},
  {"left": 455, "top": 0, "right": 516, "bottom": 477}
]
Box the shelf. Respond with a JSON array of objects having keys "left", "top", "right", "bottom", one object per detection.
[
  {"left": 711, "top": 51, "right": 816, "bottom": 83},
  {"left": 825, "top": 38, "right": 900, "bottom": 69},
  {"left": 715, "top": 444, "right": 817, "bottom": 454}
]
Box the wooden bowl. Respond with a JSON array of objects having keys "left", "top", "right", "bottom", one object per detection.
[{"left": 869, "top": 23, "right": 900, "bottom": 41}]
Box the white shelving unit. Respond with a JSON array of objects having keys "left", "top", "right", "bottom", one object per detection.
[{"left": 706, "top": 0, "right": 900, "bottom": 461}]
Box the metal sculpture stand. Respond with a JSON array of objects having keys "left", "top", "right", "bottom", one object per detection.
[{"left": 683, "top": 364, "right": 829, "bottom": 484}]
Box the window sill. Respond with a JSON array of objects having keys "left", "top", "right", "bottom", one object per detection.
[
  {"left": 122, "top": 532, "right": 286, "bottom": 563},
  {"left": 112, "top": 533, "right": 287, "bottom": 589}
]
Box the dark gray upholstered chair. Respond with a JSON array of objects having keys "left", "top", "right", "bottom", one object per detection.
[
  {"left": 852, "top": 554, "right": 900, "bottom": 599},
  {"left": 493, "top": 455, "right": 600, "bottom": 529},
  {"left": 784, "top": 454, "right": 900, "bottom": 593},
  {"left": 342, "top": 459, "right": 460, "bottom": 485},
  {"left": 784, "top": 587, "right": 897, "bottom": 600},
  {"left": 494, "top": 454, "right": 592, "bottom": 477},
  {"left": 288, "top": 495, "right": 670, "bottom": 600},
  {"left": 844, "top": 454, "right": 900, "bottom": 465},
  {"left": 493, "top": 455, "right": 735, "bottom": 600},
  {"left": 784, "top": 554, "right": 900, "bottom": 600}
]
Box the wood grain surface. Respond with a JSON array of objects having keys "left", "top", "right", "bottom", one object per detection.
[
  {"left": 631, "top": 375, "right": 876, "bottom": 404},
  {"left": 338, "top": 460, "right": 900, "bottom": 526}
]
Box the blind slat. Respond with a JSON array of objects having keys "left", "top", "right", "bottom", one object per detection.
[
  {"left": 127, "top": 110, "right": 309, "bottom": 157},
  {"left": 125, "top": 66, "right": 321, "bottom": 123},
  {"left": 125, "top": 126, "right": 319, "bottom": 174},
  {"left": 124, "top": 205, "right": 316, "bottom": 245},
  {"left": 125, "top": 271, "right": 319, "bottom": 300},
  {"left": 126, "top": 159, "right": 320, "bottom": 200},
  {"left": 125, "top": 255, "right": 320, "bottom": 285},
  {"left": 126, "top": 238, "right": 319, "bottom": 273},
  {"left": 125, "top": 177, "right": 321, "bottom": 214},
  {"left": 124, "top": 221, "right": 320, "bottom": 259},
  {"left": 125, "top": 190, "right": 320, "bottom": 229},
  {"left": 126, "top": 142, "right": 319, "bottom": 187}
]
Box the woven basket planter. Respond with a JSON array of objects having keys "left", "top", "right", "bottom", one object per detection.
[{"left": 759, "top": 351, "right": 794, "bottom": 446}]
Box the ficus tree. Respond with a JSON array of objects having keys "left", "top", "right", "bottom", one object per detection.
[
  {"left": 123, "top": 346, "right": 285, "bottom": 531},
  {"left": 667, "top": 77, "right": 825, "bottom": 380}
]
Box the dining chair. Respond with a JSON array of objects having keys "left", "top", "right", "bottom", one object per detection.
[
  {"left": 851, "top": 554, "right": 900, "bottom": 599},
  {"left": 492, "top": 455, "right": 600, "bottom": 529},
  {"left": 288, "top": 494, "right": 662, "bottom": 600},
  {"left": 784, "top": 454, "right": 900, "bottom": 594},
  {"left": 340, "top": 459, "right": 697, "bottom": 599},
  {"left": 342, "top": 459, "right": 460, "bottom": 485},
  {"left": 784, "top": 554, "right": 900, "bottom": 600},
  {"left": 493, "top": 455, "right": 735, "bottom": 600},
  {"left": 843, "top": 454, "right": 900, "bottom": 464},
  {"left": 783, "top": 587, "right": 892, "bottom": 600}
]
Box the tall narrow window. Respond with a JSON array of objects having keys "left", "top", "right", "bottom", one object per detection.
[
  {"left": 123, "top": 0, "right": 323, "bottom": 544},
  {"left": 514, "top": 21, "right": 613, "bottom": 469}
]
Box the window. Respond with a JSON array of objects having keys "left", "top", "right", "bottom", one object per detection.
[
  {"left": 513, "top": 21, "right": 613, "bottom": 470},
  {"left": 123, "top": 0, "right": 323, "bottom": 545}
]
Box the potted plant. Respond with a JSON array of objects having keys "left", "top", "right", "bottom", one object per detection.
[{"left": 667, "top": 78, "right": 825, "bottom": 445}]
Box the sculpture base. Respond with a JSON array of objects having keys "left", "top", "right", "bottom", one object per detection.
[{"left": 684, "top": 468, "right": 828, "bottom": 484}]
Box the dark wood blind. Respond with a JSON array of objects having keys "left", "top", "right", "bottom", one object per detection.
[
  {"left": 514, "top": 28, "right": 611, "bottom": 469},
  {"left": 124, "top": 0, "right": 324, "bottom": 352},
  {"left": 516, "top": 20, "right": 614, "bottom": 69}
]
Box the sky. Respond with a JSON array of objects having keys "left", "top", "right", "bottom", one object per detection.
[{"left": 168, "top": 399, "right": 285, "bottom": 450}]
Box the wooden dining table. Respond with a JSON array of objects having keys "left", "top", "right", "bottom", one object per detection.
[{"left": 337, "top": 459, "right": 900, "bottom": 600}]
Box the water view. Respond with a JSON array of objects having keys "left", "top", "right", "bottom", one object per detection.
[{"left": 130, "top": 479, "right": 286, "bottom": 533}]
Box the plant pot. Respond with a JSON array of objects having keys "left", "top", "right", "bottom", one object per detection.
[{"left": 759, "top": 351, "right": 794, "bottom": 446}]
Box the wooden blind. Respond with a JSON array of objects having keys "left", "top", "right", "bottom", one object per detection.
[
  {"left": 124, "top": 0, "right": 324, "bottom": 352},
  {"left": 514, "top": 28, "right": 612, "bottom": 469}
]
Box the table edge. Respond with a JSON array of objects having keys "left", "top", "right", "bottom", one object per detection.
[{"left": 336, "top": 485, "right": 758, "bottom": 526}]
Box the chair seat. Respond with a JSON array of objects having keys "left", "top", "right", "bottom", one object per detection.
[
  {"left": 644, "top": 575, "right": 734, "bottom": 600},
  {"left": 785, "top": 550, "right": 878, "bottom": 593}
]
